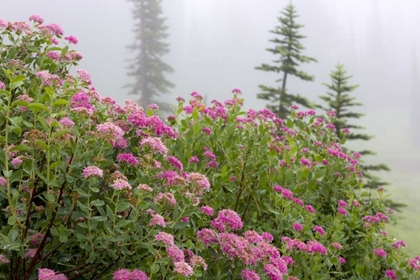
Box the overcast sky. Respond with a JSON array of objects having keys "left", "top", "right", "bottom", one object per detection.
[{"left": 3, "top": 0, "right": 420, "bottom": 192}]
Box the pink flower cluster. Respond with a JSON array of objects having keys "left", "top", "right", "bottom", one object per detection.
[
  {"left": 140, "top": 137, "right": 168, "bottom": 155},
  {"left": 113, "top": 269, "right": 149, "bottom": 280},
  {"left": 82, "top": 166, "right": 103, "bottom": 178},
  {"left": 211, "top": 209, "right": 243, "bottom": 232},
  {"left": 282, "top": 237, "right": 327, "bottom": 255},
  {"left": 117, "top": 153, "right": 139, "bottom": 166},
  {"left": 38, "top": 268, "right": 67, "bottom": 280}
]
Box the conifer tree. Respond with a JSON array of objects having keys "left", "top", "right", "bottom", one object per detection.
[
  {"left": 256, "top": 4, "right": 317, "bottom": 119},
  {"left": 319, "top": 64, "right": 405, "bottom": 211},
  {"left": 126, "top": 0, "right": 174, "bottom": 111}
]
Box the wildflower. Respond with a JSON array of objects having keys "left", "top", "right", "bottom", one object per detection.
[
  {"left": 77, "top": 69, "right": 92, "bottom": 85},
  {"left": 206, "top": 160, "right": 218, "bottom": 168},
  {"left": 353, "top": 200, "right": 361, "bottom": 207},
  {"left": 300, "top": 158, "right": 311, "bottom": 167},
  {"left": 391, "top": 240, "right": 406, "bottom": 249},
  {"left": 409, "top": 256, "right": 420, "bottom": 270},
  {"left": 203, "top": 127, "right": 212, "bottom": 135},
  {"left": 24, "top": 249, "right": 37, "bottom": 258},
  {"left": 307, "top": 240, "right": 327, "bottom": 255},
  {"left": 176, "top": 96, "right": 185, "bottom": 102},
  {"left": 385, "top": 270, "right": 397, "bottom": 280},
  {"left": 0, "top": 177, "right": 6, "bottom": 188},
  {"left": 263, "top": 264, "right": 282, "bottom": 280},
  {"left": 373, "top": 248, "right": 387, "bottom": 258},
  {"left": 326, "top": 123, "right": 335, "bottom": 130},
  {"left": 190, "top": 255, "right": 207, "bottom": 270},
  {"left": 241, "top": 269, "right": 260, "bottom": 280},
  {"left": 0, "top": 254, "right": 10, "bottom": 264},
  {"left": 154, "top": 192, "right": 176, "bottom": 206},
  {"left": 137, "top": 184, "right": 153, "bottom": 192},
  {"left": 338, "top": 256, "right": 346, "bottom": 264},
  {"left": 244, "top": 230, "right": 263, "bottom": 243},
  {"left": 290, "top": 104, "right": 299, "bottom": 110},
  {"left": 211, "top": 209, "right": 243, "bottom": 232},
  {"left": 342, "top": 128, "right": 350, "bottom": 134},
  {"left": 47, "top": 51, "right": 61, "bottom": 61},
  {"left": 112, "top": 179, "right": 131, "bottom": 190},
  {"left": 96, "top": 122, "right": 124, "bottom": 139},
  {"left": 232, "top": 88, "right": 242, "bottom": 94},
  {"left": 117, "top": 153, "right": 139, "bottom": 166},
  {"left": 64, "top": 35, "right": 78, "bottom": 44},
  {"left": 337, "top": 208, "right": 347, "bottom": 216},
  {"left": 188, "top": 173, "right": 210, "bottom": 192},
  {"left": 338, "top": 200, "right": 347, "bottom": 208},
  {"left": 82, "top": 166, "right": 103, "bottom": 178},
  {"left": 261, "top": 232, "right": 274, "bottom": 243},
  {"left": 330, "top": 242, "right": 343, "bottom": 250},
  {"left": 173, "top": 262, "right": 193, "bottom": 277},
  {"left": 113, "top": 269, "right": 149, "bottom": 280},
  {"left": 189, "top": 156, "right": 199, "bottom": 163},
  {"left": 29, "top": 14, "right": 44, "bottom": 24},
  {"left": 140, "top": 137, "right": 168, "bottom": 155},
  {"left": 167, "top": 156, "right": 183, "bottom": 170},
  {"left": 293, "top": 223, "right": 303, "bottom": 231},
  {"left": 201, "top": 206, "right": 214, "bottom": 216},
  {"left": 305, "top": 205, "right": 315, "bottom": 214},
  {"left": 149, "top": 214, "right": 166, "bottom": 227},
  {"left": 11, "top": 156, "right": 23, "bottom": 168},
  {"left": 167, "top": 245, "right": 185, "bottom": 262},
  {"left": 0, "top": 81, "right": 5, "bottom": 90},
  {"left": 203, "top": 150, "right": 216, "bottom": 160},
  {"left": 59, "top": 117, "right": 74, "bottom": 128},
  {"left": 313, "top": 225, "right": 325, "bottom": 236},
  {"left": 148, "top": 103, "right": 158, "bottom": 110},
  {"left": 197, "top": 228, "right": 217, "bottom": 245},
  {"left": 327, "top": 110, "right": 336, "bottom": 118}
]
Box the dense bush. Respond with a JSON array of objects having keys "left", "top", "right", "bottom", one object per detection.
[{"left": 0, "top": 16, "right": 419, "bottom": 280}]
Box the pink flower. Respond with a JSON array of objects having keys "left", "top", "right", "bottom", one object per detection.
[
  {"left": 154, "top": 192, "right": 176, "bottom": 206},
  {"left": 137, "top": 184, "right": 153, "bottom": 192},
  {"left": 117, "top": 153, "right": 139, "bottom": 166},
  {"left": 38, "top": 268, "right": 68, "bottom": 280},
  {"left": 338, "top": 256, "right": 346, "bottom": 264},
  {"left": 112, "top": 179, "right": 131, "bottom": 191},
  {"left": 201, "top": 206, "right": 214, "bottom": 216},
  {"left": 167, "top": 245, "right": 185, "bottom": 262},
  {"left": 97, "top": 122, "right": 124, "bottom": 139},
  {"left": 140, "top": 137, "right": 168, "bottom": 155},
  {"left": 353, "top": 200, "right": 361, "bottom": 207},
  {"left": 113, "top": 269, "right": 149, "bottom": 280},
  {"left": 202, "top": 127, "right": 212, "bottom": 135},
  {"left": 300, "top": 158, "right": 311, "bottom": 167},
  {"left": 173, "top": 262, "right": 193, "bottom": 277},
  {"left": 29, "top": 14, "right": 44, "bottom": 24},
  {"left": 0, "top": 19, "right": 8, "bottom": 29},
  {"left": 263, "top": 264, "right": 282, "bottom": 280},
  {"left": 241, "top": 269, "right": 260, "bottom": 280},
  {"left": 244, "top": 230, "right": 263, "bottom": 243},
  {"left": 293, "top": 223, "right": 303, "bottom": 231},
  {"left": 0, "top": 254, "right": 10, "bottom": 264},
  {"left": 373, "top": 248, "right": 387, "bottom": 258},
  {"left": 82, "top": 166, "right": 103, "bottom": 178},
  {"left": 59, "top": 117, "right": 74, "bottom": 128},
  {"left": 189, "top": 156, "right": 199, "bottom": 163},
  {"left": 0, "top": 177, "right": 6, "bottom": 188},
  {"left": 77, "top": 69, "right": 92, "bottom": 85},
  {"left": 11, "top": 156, "right": 23, "bottom": 168},
  {"left": 47, "top": 51, "right": 61, "bottom": 61},
  {"left": 330, "top": 242, "right": 343, "bottom": 250},
  {"left": 338, "top": 200, "right": 347, "bottom": 208},
  {"left": 167, "top": 156, "right": 183, "bottom": 170},
  {"left": 313, "top": 225, "right": 325, "bottom": 236},
  {"left": 0, "top": 81, "right": 5, "bottom": 90},
  {"left": 64, "top": 35, "right": 78, "bottom": 44},
  {"left": 155, "top": 232, "right": 174, "bottom": 245},
  {"left": 385, "top": 270, "right": 397, "bottom": 279},
  {"left": 188, "top": 173, "right": 211, "bottom": 192},
  {"left": 307, "top": 240, "right": 327, "bottom": 255},
  {"left": 190, "top": 255, "right": 207, "bottom": 270},
  {"left": 290, "top": 104, "right": 299, "bottom": 110},
  {"left": 149, "top": 214, "right": 166, "bottom": 227},
  {"left": 211, "top": 209, "right": 243, "bottom": 232},
  {"left": 197, "top": 228, "right": 217, "bottom": 245},
  {"left": 261, "top": 232, "right": 274, "bottom": 243},
  {"left": 337, "top": 208, "right": 347, "bottom": 216},
  {"left": 392, "top": 240, "right": 406, "bottom": 249},
  {"left": 305, "top": 205, "right": 315, "bottom": 214},
  {"left": 24, "top": 249, "right": 37, "bottom": 258},
  {"left": 148, "top": 103, "right": 158, "bottom": 110}
]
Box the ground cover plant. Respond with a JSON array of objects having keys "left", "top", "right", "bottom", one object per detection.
[{"left": 0, "top": 15, "right": 419, "bottom": 280}]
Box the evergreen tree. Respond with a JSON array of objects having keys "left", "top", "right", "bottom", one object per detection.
[
  {"left": 319, "top": 64, "right": 405, "bottom": 211},
  {"left": 256, "top": 4, "right": 317, "bottom": 119},
  {"left": 126, "top": 0, "right": 174, "bottom": 111}
]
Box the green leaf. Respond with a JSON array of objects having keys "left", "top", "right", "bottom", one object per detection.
[
  {"left": 91, "top": 200, "right": 105, "bottom": 207},
  {"left": 53, "top": 99, "right": 69, "bottom": 106},
  {"left": 28, "top": 103, "right": 49, "bottom": 113},
  {"left": 116, "top": 202, "right": 131, "bottom": 212},
  {"left": 115, "top": 220, "right": 132, "bottom": 228},
  {"left": 7, "top": 216, "right": 16, "bottom": 226},
  {"left": 59, "top": 235, "right": 68, "bottom": 243},
  {"left": 44, "top": 193, "right": 55, "bottom": 202},
  {"left": 36, "top": 140, "right": 49, "bottom": 151},
  {"left": 52, "top": 129, "right": 70, "bottom": 138}
]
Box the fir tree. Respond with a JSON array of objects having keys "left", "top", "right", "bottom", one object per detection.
[
  {"left": 256, "top": 4, "right": 317, "bottom": 119},
  {"left": 319, "top": 64, "right": 405, "bottom": 211},
  {"left": 126, "top": 0, "right": 174, "bottom": 111}
]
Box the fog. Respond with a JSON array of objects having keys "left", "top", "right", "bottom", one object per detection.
[{"left": 3, "top": 0, "right": 420, "bottom": 252}]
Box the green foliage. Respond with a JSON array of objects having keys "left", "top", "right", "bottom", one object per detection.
[
  {"left": 256, "top": 4, "right": 317, "bottom": 118},
  {"left": 125, "top": 0, "right": 174, "bottom": 111},
  {"left": 0, "top": 16, "right": 418, "bottom": 280}
]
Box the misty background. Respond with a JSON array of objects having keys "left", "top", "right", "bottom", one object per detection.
[{"left": 5, "top": 0, "right": 419, "bottom": 254}]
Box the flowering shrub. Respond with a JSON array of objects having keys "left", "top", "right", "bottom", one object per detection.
[{"left": 0, "top": 16, "right": 419, "bottom": 280}]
